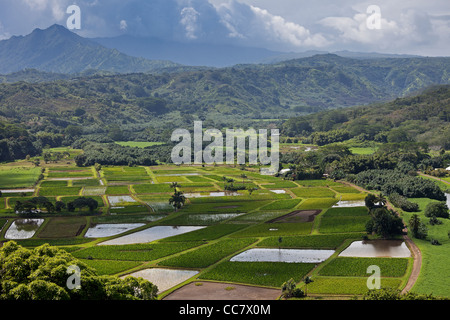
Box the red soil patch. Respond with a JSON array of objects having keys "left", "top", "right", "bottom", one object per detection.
[{"left": 163, "top": 282, "right": 280, "bottom": 300}]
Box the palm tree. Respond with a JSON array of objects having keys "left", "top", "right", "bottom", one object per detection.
[
  {"left": 170, "top": 182, "right": 180, "bottom": 190},
  {"left": 169, "top": 191, "right": 186, "bottom": 212},
  {"left": 376, "top": 193, "right": 387, "bottom": 207},
  {"left": 303, "top": 276, "right": 313, "bottom": 296}
]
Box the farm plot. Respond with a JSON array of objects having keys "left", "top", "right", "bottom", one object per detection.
[
  {"left": 0, "top": 166, "right": 41, "bottom": 189},
  {"left": 159, "top": 238, "right": 258, "bottom": 268},
  {"left": 159, "top": 224, "right": 250, "bottom": 242},
  {"left": 318, "top": 207, "right": 370, "bottom": 233},
  {"left": 229, "top": 222, "right": 313, "bottom": 238},
  {"left": 291, "top": 187, "right": 336, "bottom": 198},
  {"left": 71, "top": 241, "right": 204, "bottom": 261},
  {"left": 102, "top": 167, "right": 151, "bottom": 184},
  {"left": 259, "top": 199, "right": 302, "bottom": 211},
  {"left": 257, "top": 233, "right": 366, "bottom": 249},
  {"left": 81, "top": 259, "right": 142, "bottom": 276},
  {"left": 84, "top": 223, "right": 146, "bottom": 238},
  {"left": 318, "top": 257, "right": 409, "bottom": 277},
  {"left": 132, "top": 183, "right": 172, "bottom": 194},
  {"left": 4, "top": 219, "right": 44, "bottom": 239},
  {"left": 37, "top": 217, "right": 87, "bottom": 238},
  {"left": 162, "top": 212, "right": 244, "bottom": 226},
  {"left": 199, "top": 261, "right": 316, "bottom": 288},
  {"left": 98, "top": 226, "right": 206, "bottom": 245},
  {"left": 306, "top": 277, "right": 403, "bottom": 295},
  {"left": 124, "top": 268, "right": 199, "bottom": 294}
]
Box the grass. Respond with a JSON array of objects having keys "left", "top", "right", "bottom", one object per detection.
[
  {"left": 291, "top": 187, "right": 336, "bottom": 198},
  {"left": 115, "top": 141, "right": 165, "bottom": 148},
  {"left": 132, "top": 184, "right": 172, "bottom": 194},
  {"left": 0, "top": 166, "right": 41, "bottom": 189},
  {"left": 399, "top": 196, "right": 450, "bottom": 297},
  {"left": 349, "top": 147, "right": 378, "bottom": 155}
]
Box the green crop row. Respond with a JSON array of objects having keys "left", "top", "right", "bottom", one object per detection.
[
  {"left": 257, "top": 233, "right": 366, "bottom": 249},
  {"left": 199, "top": 261, "right": 316, "bottom": 288},
  {"left": 318, "top": 257, "right": 409, "bottom": 277},
  {"left": 71, "top": 241, "right": 204, "bottom": 261}
]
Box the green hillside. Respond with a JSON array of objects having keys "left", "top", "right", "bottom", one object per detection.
[{"left": 282, "top": 85, "right": 450, "bottom": 150}]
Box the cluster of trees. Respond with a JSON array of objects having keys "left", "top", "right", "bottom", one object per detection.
[
  {"left": 388, "top": 193, "right": 419, "bottom": 212},
  {"left": 73, "top": 142, "right": 170, "bottom": 167},
  {"left": 14, "top": 196, "right": 99, "bottom": 215},
  {"left": 0, "top": 242, "right": 158, "bottom": 300},
  {"left": 363, "top": 287, "right": 446, "bottom": 300},
  {"left": 349, "top": 169, "right": 445, "bottom": 201},
  {"left": 364, "top": 194, "right": 405, "bottom": 238}
]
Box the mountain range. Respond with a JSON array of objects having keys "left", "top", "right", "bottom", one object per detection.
[{"left": 0, "top": 24, "right": 432, "bottom": 75}]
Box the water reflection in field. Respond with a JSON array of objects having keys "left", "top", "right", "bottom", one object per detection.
[
  {"left": 98, "top": 226, "right": 205, "bottom": 245},
  {"left": 230, "top": 248, "right": 335, "bottom": 263},
  {"left": 339, "top": 240, "right": 411, "bottom": 257},
  {"left": 5, "top": 219, "right": 44, "bottom": 239}
]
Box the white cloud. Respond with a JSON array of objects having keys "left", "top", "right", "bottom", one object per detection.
[{"left": 215, "top": 0, "right": 329, "bottom": 50}]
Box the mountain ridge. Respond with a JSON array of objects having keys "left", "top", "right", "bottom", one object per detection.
[{"left": 0, "top": 24, "right": 180, "bottom": 74}]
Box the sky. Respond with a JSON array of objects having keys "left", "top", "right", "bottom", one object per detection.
[{"left": 0, "top": 0, "right": 449, "bottom": 56}]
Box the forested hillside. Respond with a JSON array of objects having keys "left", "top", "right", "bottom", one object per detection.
[{"left": 282, "top": 85, "right": 450, "bottom": 150}]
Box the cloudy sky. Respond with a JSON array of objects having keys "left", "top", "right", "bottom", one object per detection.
[{"left": 0, "top": 0, "right": 449, "bottom": 56}]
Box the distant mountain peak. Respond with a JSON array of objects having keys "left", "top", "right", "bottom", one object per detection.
[{"left": 0, "top": 24, "right": 180, "bottom": 74}]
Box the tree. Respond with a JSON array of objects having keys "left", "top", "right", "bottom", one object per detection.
[
  {"left": 365, "top": 194, "right": 379, "bottom": 210},
  {"left": 424, "top": 202, "right": 449, "bottom": 219},
  {"left": 408, "top": 214, "right": 428, "bottom": 239},
  {"left": 169, "top": 191, "right": 186, "bottom": 211},
  {"left": 363, "top": 287, "right": 444, "bottom": 300},
  {"left": 281, "top": 278, "right": 305, "bottom": 299},
  {"left": 0, "top": 242, "right": 158, "bottom": 300},
  {"left": 55, "top": 201, "right": 66, "bottom": 213}
]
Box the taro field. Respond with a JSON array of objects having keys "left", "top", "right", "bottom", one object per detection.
[{"left": 0, "top": 158, "right": 415, "bottom": 300}]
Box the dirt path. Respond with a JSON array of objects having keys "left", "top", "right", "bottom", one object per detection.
[
  {"left": 337, "top": 180, "right": 422, "bottom": 294},
  {"left": 417, "top": 172, "right": 450, "bottom": 185}
]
